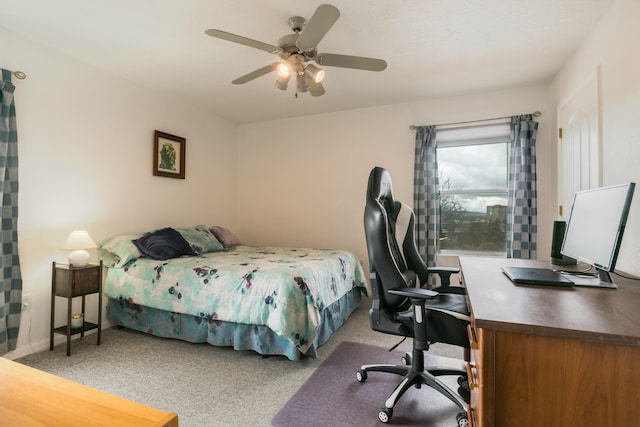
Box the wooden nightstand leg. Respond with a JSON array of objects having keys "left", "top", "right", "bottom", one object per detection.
[
  {"left": 80, "top": 295, "right": 86, "bottom": 339},
  {"left": 50, "top": 262, "right": 55, "bottom": 351},
  {"left": 97, "top": 261, "right": 103, "bottom": 346},
  {"left": 66, "top": 296, "right": 72, "bottom": 356},
  {"left": 97, "top": 294, "right": 102, "bottom": 346}
]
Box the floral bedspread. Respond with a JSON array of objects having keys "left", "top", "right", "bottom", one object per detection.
[{"left": 104, "top": 245, "right": 366, "bottom": 354}]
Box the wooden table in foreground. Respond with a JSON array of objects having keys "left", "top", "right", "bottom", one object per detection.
[
  {"left": 0, "top": 357, "right": 178, "bottom": 427},
  {"left": 460, "top": 257, "right": 640, "bottom": 427}
]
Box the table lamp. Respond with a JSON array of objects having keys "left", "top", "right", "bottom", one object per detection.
[{"left": 61, "top": 230, "right": 97, "bottom": 267}]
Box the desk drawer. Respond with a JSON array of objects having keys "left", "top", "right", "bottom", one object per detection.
[
  {"left": 467, "top": 323, "right": 480, "bottom": 362},
  {"left": 467, "top": 322, "right": 489, "bottom": 427},
  {"left": 466, "top": 324, "right": 480, "bottom": 395}
]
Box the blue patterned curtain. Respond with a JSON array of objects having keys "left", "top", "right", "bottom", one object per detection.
[
  {"left": 413, "top": 126, "right": 439, "bottom": 273},
  {"left": 0, "top": 69, "right": 22, "bottom": 355},
  {"left": 507, "top": 114, "right": 538, "bottom": 259}
]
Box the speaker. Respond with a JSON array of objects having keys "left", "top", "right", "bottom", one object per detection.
[{"left": 551, "top": 220, "right": 576, "bottom": 265}]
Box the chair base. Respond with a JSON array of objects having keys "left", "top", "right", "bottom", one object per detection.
[{"left": 357, "top": 353, "right": 469, "bottom": 425}]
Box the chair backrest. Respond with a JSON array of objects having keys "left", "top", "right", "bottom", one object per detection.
[{"left": 364, "top": 167, "right": 430, "bottom": 313}]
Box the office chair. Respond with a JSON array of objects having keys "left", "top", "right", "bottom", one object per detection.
[{"left": 357, "top": 166, "right": 470, "bottom": 426}]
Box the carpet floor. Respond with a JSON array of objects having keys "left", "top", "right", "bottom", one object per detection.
[
  {"left": 273, "top": 341, "right": 467, "bottom": 427},
  {"left": 15, "top": 297, "right": 464, "bottom": 426}
]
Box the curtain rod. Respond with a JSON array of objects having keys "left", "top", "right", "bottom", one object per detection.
[
  {"left": 409, "top": 110, "right": 541, "bottom": 130},
  {"left": 3, "top": 69, "right": 27, "bottom": 80}
]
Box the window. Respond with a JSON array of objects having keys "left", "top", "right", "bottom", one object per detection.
[{"left": 436, "top": 121, "right": 510, "bottom": 256}]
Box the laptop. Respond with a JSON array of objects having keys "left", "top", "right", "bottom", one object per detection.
[{"left": 502, "top": 266, "right": 575, "bottom": 287}]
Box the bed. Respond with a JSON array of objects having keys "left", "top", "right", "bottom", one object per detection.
[{"left": 99, "top": 225, "right": 367, "bottom": 361}]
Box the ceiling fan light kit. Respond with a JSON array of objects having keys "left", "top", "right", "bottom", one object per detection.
[
  {"left": 277, "top": 63, "right": 291, "bottom": 78},
  {"left": 205, "top": 4, "right": 387, "bottom": 97},
  {"left": 275, "top": 74, "right": 291, "bottom": 90},
  {"left": 296, "top": 73, "right": 309, "bottom": 93},
  {"left": 305, "top": 64, "right": 325, "bottom": 83}
]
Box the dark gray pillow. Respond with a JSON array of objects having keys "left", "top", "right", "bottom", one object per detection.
[
  {"left": 133, "top": 227, "right": 195, "bottom": 260},
  {"left": 209, "top": 226, "right": 241, "bottom": 248}
]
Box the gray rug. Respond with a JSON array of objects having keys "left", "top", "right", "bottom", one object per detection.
[{"left": 272, "top": 341, "right": 466, "bottom": 427}]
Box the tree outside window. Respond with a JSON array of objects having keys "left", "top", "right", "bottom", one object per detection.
[{"left": 437, "top": 140, "right": 509, "bottom": 256}]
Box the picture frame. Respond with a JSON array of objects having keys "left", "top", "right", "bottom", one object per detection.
[{"left": 153, "top": 130, "right": 186, "bottom": 179}]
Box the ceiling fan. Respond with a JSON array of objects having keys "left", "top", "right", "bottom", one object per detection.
[{"left": 205, "top": 4, "right": 387, "bottom": 97}]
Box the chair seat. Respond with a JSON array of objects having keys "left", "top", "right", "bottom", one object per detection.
[
  {"left": 396, "top": 293, "right": 470, "bottom": 348},
  {"left": 401, "top": 292, "right": 469, "bottom": 316}
]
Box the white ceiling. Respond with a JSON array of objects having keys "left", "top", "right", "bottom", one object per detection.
[{"left": 0, "top": 0, "right": 614, "bottom": 124}]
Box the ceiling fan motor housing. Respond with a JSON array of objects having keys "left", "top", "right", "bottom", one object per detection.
[
  {"left": 287, "top": 16, "right": 306, "bottom": 33},
  {"left": 277, "top": 33, "right": 317, "bottom": 61}
]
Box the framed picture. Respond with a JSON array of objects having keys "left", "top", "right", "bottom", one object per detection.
[{"left": 153, "top": 130, "right": 186, "bottom": 179}]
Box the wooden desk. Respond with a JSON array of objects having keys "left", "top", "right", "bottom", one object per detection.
[
  {"left": 0, "top": 357, "right": 178, "bottom": 426},
  {"left": 460, "top": 257, "right": 640, "bottom": 427}
]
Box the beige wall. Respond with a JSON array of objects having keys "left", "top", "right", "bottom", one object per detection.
[
  {"left": 237, "top": 85, "right": 553, "bottom": 272},
  {"left": 551, "top": 0, "right": 640, "bottom": 276},
  {"left": 1, "top": 27, "right": 238, "bottom": 358}
]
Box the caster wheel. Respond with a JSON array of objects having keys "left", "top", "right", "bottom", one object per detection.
[
  {"left": 356, "top": 370, "right": 367, "bottom": 383},
  {"left": 457, "top": 386, "right": 470, "bottom": 404},
  {"left": 457, "top": 375, "right": 469, "bottom": 389},
  {"left": 378, "top": 407, "right": 392, "bottom": 423},
  {"left": 457, "top": 375, "right": 470, "bottom": 403},
  {"left": 401, "top": 352, "right": 412, "bottom": 366},
  {"left": 456, "top": 411, "right": 469, "bottom": 427}
]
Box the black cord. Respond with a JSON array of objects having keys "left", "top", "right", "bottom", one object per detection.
[
  {"left": 612, "top": 270, "right": 640, "bottom": 280},
  {"left": 388, "top": 336, "right": 406, "bottom": 352}
]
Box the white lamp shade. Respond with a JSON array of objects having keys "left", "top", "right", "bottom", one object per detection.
[
  {"left": 61, "top": 230, "right": 97, "bottom": 250},
  {"left": 61, "top": 230, "right": 97, "bottom": 267}
]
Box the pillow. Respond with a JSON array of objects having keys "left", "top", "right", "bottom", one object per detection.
[
  {"left": 99, "top": 234, "right": 143, "bottom": 268},
  {"left": 209, "top": 226, "right": 241, "bottom": 248},
  {"left": 176, "top": 225, "right": 224, "bottom": 255},
  {"left": 133, "top": 227, "right": 195, "bottom": 260}
]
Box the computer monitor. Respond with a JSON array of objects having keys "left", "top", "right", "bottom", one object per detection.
[{"left": 561, "top": 182, "right": 635, "bottom": 287}]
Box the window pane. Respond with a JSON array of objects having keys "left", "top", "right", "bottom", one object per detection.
[
  {"left": 438, "top": 143, "right": 507, "bottom": 190},
  {"left": 439, "top": 193, "right": 507, "bottom": 255}
]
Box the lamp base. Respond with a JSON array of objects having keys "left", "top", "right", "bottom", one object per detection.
[{"left": 68, "top": 250, "right": 90, "bottom": 267}]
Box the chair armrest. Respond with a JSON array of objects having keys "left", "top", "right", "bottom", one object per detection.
[
  {"left": 427, "top": 266, "right": 460, "bottom": 287},
  {"left": 388, "top": 287, "right": 438, "bottom": 300},
  {"left": 432, "top": 285, "right": 466, "bottom": 295},
  {"left": 389, "top": 287, "right": 439, "bottom": 348},
  {"left": 427, "top": 266, "right": 460, "bottom": 274}
]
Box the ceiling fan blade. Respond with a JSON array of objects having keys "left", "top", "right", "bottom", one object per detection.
[
  {"left": 205, "top": 29, "right": 280, "bottom": 54},
  {"left": 295, "top": 4, "right": 340, "bottom": 52},
  {"left": 316, "top": 53, "right": 387, "bottom": 71},
  {"left": 232, "top": 63, "right": 278, "bottom": 85},
  {"left": 308, "top": 79, "right": 325, "bottom": 97}
]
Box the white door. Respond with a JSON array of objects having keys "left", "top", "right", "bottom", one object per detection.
[{"left": 557, "top": 70, "right": 601, "bottom": 219}]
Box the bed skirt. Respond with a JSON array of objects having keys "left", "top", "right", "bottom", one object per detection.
[{"left": 106, "top": 287, "right": 363, "bottom": 361}]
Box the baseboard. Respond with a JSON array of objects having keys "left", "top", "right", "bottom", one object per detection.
[{"left": 4, "top": 320, "right": 114, "bottom": 360}]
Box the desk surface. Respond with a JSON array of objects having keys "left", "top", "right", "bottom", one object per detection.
[
  {"left": 0, "top": 357, "right": 178, "bottom": 426},
  {"left": 460, "top": 257, "right": 640, "bottom": 347}
]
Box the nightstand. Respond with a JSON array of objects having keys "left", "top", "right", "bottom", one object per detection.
[{"left": 50, "top": 261, "right": 103, "bottom": 356}]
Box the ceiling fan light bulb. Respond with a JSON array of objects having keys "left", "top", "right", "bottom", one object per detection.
[
  {"left": 277, "top": 63, "right": 290, "bottom": 78},
  {"left": 314, "top": 69, "right": 325, "bottom": 83}
]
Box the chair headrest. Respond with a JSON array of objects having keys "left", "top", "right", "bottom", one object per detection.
[{"left": 367, "top": 167, "right": 395, "bottom": 207}]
